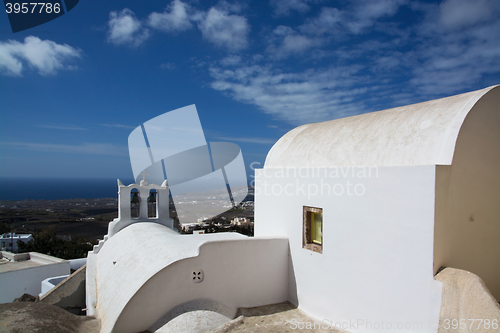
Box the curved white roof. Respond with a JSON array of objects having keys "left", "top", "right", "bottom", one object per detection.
[{"left": 265, "top": 85, "right": 499, "bottom": 168}]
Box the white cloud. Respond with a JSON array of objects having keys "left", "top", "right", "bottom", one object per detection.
[
  {"left": 374, "top": 54, "right": 403, "bottom": 71},
  {"left": 270, "top": 0, "right": 312, "bottom": 16},
  {"left": 101, "top": 1, "right": 499, "bottom": 125},
  {"left": 411, "top": 20, "right": 500, "bottom": 95},
  {"left": 3, "top": 142, "right": 128, "bottom": 156},
  {"left": 272, "top": 25, "right": 294, "bottom": 37},
  {"left": 409, "top": 3, "right": 500, "bottom": 95},
  {"left": 349, "top": 0, "right": 407, "bottom": 33},
  {"left": 299, "top": 1, "right": 406, "bottom": 36},
  {"left": 107, "top": 9, "right": 150, "bottom": 47},
  {"left": 107, "top": 3, "right": 250, "bottom": 52},
  {"left": 267, "top": 26, "right": 320, "bottom": 58},
  {"left": 197, "top": 8, "right": 249, "bottom": 51},
  {"left": 216, "top": 0, "right": 246, "bottom": 14},
  {"left": 147, "top": 0, "right": 192, "bottom": 33},
  {"left": 220, "top": 55, "right": 241, "bottom": 66},
  {"left": 209, "top": 64, "right": 370, "bottom": 125},
  {"left": 440, "top": 0, "right": 499, "bottom": 30},
  {"left": 200, "top": 0, "right": 500, "bottom": 127},
  {"left": 0, "top": 36, "right": 81, "bottom": 76},
  {"left": 299, "top": 7, "right": 343, "bottom": 35},
  {"left": 278, "top": 34, "right": 318, "bottom": 55}
]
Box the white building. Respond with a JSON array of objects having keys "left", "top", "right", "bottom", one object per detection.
[
  {"left": 255, "top": 84, "right": 500, "bottom": 331},
  {"left": 86, "top": 169, "right": 287, "bottom": 333},
  {"left": 0, "top": 233, "right": 33, "bottom": 253},
  {"left": 86, "top": 85, "right": 499, "bottom": 333},
  {"left": 181, "top": 222, "right": 209, "bottom": 232},
  {"left": 0, "top": 251, "right": 70, "bottom": 303},
  {"left": 230, "top": 217, "right": 249, "bottom": 225}
]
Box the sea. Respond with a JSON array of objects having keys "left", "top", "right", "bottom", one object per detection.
[{"left": 0, "top": 178, "right": 136, "bottom": 201}]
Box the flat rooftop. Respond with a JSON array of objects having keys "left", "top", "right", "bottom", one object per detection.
[{"left": 0, "top": 252, "right": 67, "bottom": 274}]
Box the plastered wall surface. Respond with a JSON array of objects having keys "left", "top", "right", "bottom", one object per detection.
[
  {"left": 255, "top": 166, "right": 442, "bottom": 333},
  {"left": 88, "top": 223, "right": 288, "bottom": 333},
  {"left": 434, "top": 86, "right": 500, "bottom": 300}
]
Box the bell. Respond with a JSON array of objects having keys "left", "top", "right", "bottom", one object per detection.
[
  {"left": 131, "top": 192, "right": 140, "bottom": 204},
  {"left": 148, "top": 192, "right": 156, "bottom": 203}
]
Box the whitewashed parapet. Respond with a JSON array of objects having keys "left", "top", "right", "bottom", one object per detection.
[
  {"left": 89, "top": 222, "right": 289, "bottom": 333},
  {"left": 92, "top": 237, "right": 107, "bottom": 254}
]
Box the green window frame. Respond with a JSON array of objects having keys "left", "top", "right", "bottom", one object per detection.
[{"left": 303, "top": 206, "right": 323, "bottom": 253}]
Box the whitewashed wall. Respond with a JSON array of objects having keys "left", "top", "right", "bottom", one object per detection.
[
  {"left": 88, "top": 223, "right": 288, "bottom": 333},
  {"left": 0, "top": 254, "right": 70, "bottom": 303},
  {"left": 434, "top": 86, "right": 500, "bottom": 300},
  {"left": 255, "top": 165, "right": 442, "bottom": 333}
]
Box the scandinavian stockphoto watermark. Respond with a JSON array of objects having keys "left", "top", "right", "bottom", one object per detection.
[
  {"left": 288, "top": 318, "right": 499, "bottom": 331},
  {"left": 289, "top": 318, "right": 429, "bottom": 331},
  {"left": 127, "top": 105, "right": 248, "bottom": 224},
  {"left": 250, "top": 162, "right": 379, "bottom": 199}
]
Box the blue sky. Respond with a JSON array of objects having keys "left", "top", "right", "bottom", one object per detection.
[{"left": 0, "top": 0, "right": 499, "bottom": 180}]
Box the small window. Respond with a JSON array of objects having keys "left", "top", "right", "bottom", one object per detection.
[
  {"left": 311, "top": 212, "right": 322, "bottom": 245},
  {"left": 303, "top": 206, "right": 322, "bottom": 253}
]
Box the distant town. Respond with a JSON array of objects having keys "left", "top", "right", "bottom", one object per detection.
[{"left": 0, "top": 186, "right": 255, "bottom": 255}]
